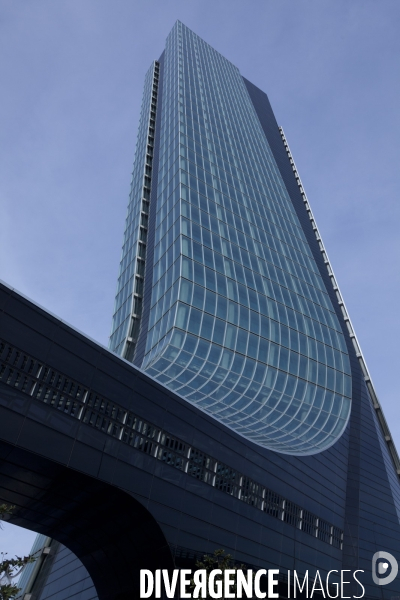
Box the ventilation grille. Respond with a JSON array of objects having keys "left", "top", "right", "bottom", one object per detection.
[{"left": 0, "top": 337, "right": 342, "bottom": 549}]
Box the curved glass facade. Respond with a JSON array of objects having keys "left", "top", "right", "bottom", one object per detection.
[{"left": 111, "top": 21, "right": 351, "bottom": 455}]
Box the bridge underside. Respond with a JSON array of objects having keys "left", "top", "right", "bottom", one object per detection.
[{"left": 0, "top": 434, "right": 173, "bottom": 600}]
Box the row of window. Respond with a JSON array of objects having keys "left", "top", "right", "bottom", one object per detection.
[
  {"left": 150, "top": 255, "right": 347, "bottom": 357},
  {"left": 177, "top": 171, "right": 326, "bottom": 292},
  {"left": 177, "top": 180, "right": 317, "bottom": 291},
  {"left": 153, "top": 194, "right": 336, "bottom": 336},
  {"left": 176, "top": 286, "right": 348, "bottom": 372},
  {"left": 147, "top": 299, "right": 351, "bottom": 398},
  {"left": 152, "top": 280, "right": 337, "bottom": 369},
  {"left": 179, "top": 137, "right": 310, "bottom": 255},
  {"left": 154, "top": 202, "right": 330, "bottom": 321},
  {"left": 178, "top": 114, "right": 298, "bottom": 236},
  {"left": 144, "top": 328, "right": 350, "bottom": 454},
  {"left": 180, "top": 232, "right": 338, "bottom": 330},
  {"left": 154, "top": 224, "right": 329, "bottom": 324},
  {"left": 178, "top": 119, "right": 306, "bottom": 252},
  {"left": 176, "top": 62, "right": 284, "bottom": 187},
  {"left": 176, "top": 50, "right": 297, "bottom": 229}
]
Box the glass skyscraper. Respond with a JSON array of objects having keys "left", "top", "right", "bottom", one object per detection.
[
  {"left": 110, "top": 21, "right": 352, "bottom": 457},
  {"left": 13, "top": 20, "right": 400, "bottom": 600}
]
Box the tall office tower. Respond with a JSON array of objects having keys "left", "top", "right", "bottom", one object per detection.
[
  {"left": 13, "top": 21, "right": 400, "bottom": 600},
  {"left": 110, "top": 21, "right": 352, "bottom": 456}
]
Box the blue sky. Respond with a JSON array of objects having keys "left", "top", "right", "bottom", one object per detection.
[{"left": 1, "top": 0, "right": 399, "bottom": 562}]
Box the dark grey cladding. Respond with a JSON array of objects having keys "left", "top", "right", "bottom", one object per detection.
[
  {"left": 0, "top": 281, "right": 346, "bottom": 598},
  {"left": 243, "top": 76, "right": 400, "bottom": 597},
  {"left": 2, "top": 253, "right": 400, "bottom": 598}
]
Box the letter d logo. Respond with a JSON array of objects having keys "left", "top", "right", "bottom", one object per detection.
[{"left": 372, "top": 551, "right": 398, "bottom": 585}]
